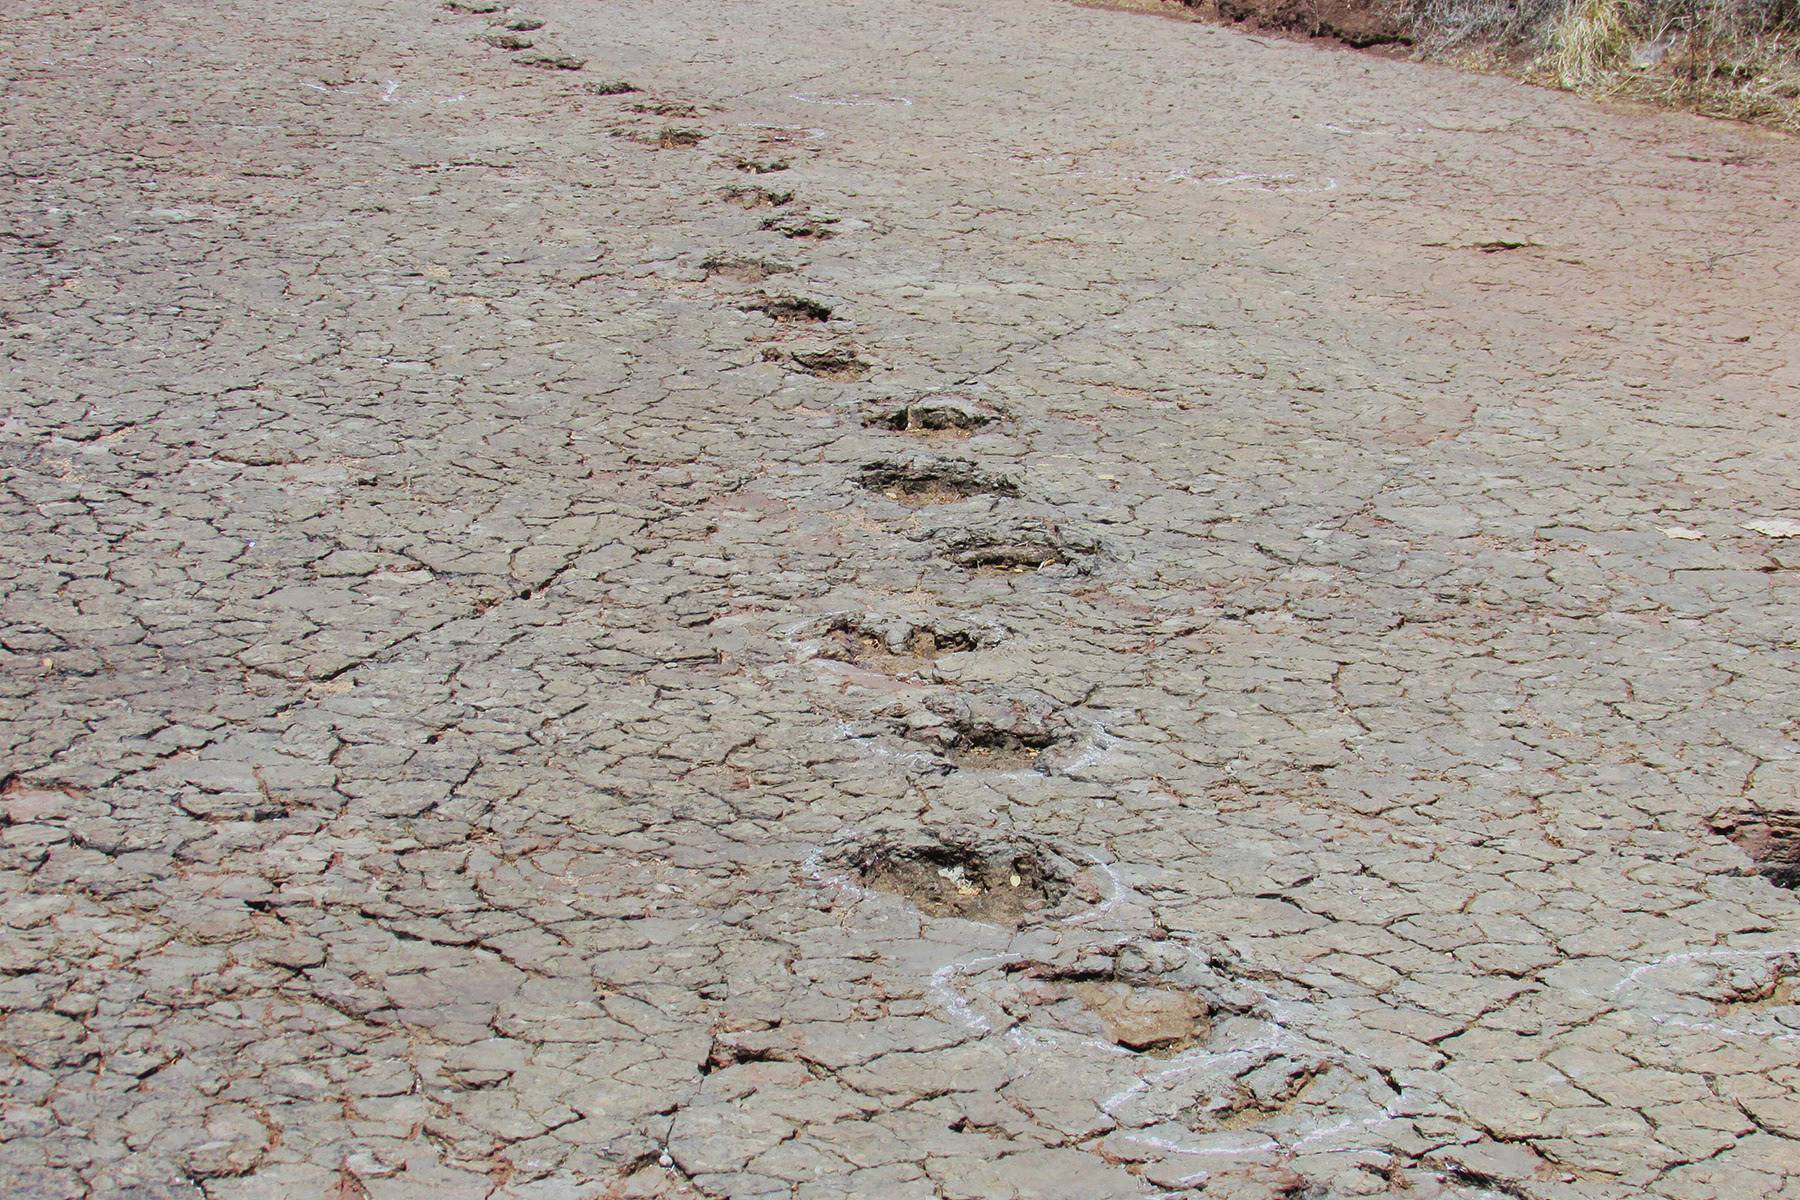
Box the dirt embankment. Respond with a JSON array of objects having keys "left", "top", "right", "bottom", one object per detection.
[{"left": 1177, "top": 0, "right": 1411, "bottom": 47}]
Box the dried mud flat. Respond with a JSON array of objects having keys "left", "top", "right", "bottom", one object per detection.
[{"left": 3, "top": 0, "right": 1800, "bottom": 1198}]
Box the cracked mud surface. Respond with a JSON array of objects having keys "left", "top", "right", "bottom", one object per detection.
[{"left": 3, "top": 0, "right": 1800, "bottom": 1197}]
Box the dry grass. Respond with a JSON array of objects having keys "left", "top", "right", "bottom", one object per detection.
[
  {"left": 1606, "top": 38, "right": 1800, "bottom": 126},
  {"left": 1546, "top": 0, "right": 1634, "bottom": 86},
  {"left": 1382, "top": 0, "right": 1792, "bottom": 127},
  {"left": 1397, "top": 0, "right": 1800, "bottom": 128},
  {"left": 1552, "top": 0, "right": 1800, "bottom": 129},
  {"left": 1104, "top": 0, "right": 1800, "bottom": 127}
]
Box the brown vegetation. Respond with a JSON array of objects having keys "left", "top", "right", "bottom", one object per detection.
[{"left": 1131, "top": 0, "right": 1800, "bottom": 128}]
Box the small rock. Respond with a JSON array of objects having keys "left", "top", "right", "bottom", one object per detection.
[{"left": 1745, "top": 517, "right": 1800, "bottom": 538}]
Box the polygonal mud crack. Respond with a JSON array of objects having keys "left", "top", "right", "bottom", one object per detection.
[
  {"left": 1195, "top": 1057, "right": 1342, "bottom": 1133},
  {"left": 812, "top": 614, "right": 993, "bottom": 672},
  {"left": 866, "top": 393, "right": 1002, "bottom": 436},
  {"left": 857, "top": 459, "right": 1018, "bottom": 507},
  {"left": 832, "top": 826, "right": 1077, "bottom": 926},
  {"left": 936, "top": 519, "right": 1093, "bottom": 575},
  {"left": 1613, "top": 944, "right": 1800, "bottom": 1040},
  {"left": 1709, "top": 808, "right": 1800, "bottom": 887},
  {"left": 1710, "top": 954, "right": 1800, "bottom": 1014}
]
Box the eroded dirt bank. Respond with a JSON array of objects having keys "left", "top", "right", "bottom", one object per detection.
[{"left": 4, "top": 0, "right": 1800, "bottom": 1197}]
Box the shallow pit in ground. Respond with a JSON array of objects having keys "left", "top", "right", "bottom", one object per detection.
[
  {"left": 1196, "top": 1057, "right": 1339, "bottom": 1131},
  {"left": 896, "top": 688, "right": 1083, "bottom": 773},
  {"left": 814, "top": 615, "right": 991, "bottom": 672},
  {"left": 701, "top": 253, "right": 789, "bottom": 283},
  {"left": 975, "top": 940, "right": 1269, "bottom": 1059},
  {"left": 741, "top": 294, "right": 833, "bottom": 323},
  {"left": 1711, "top": 956, "right": 1800, "bottom": 1013},
  {"left": 866, "top": 394, "right": 1002, "bottom": 436},
  {"left": 628, "top": 100, "right": 704, "bottom": 118},
  {"left": 1005, "top": 969, "right": 1212, "bottom": 1056},
  {"left": 835, "top": 827, "right": 1076, "bottom": 925},
  {"left": 783, "top": 347, "right": 871, "bottom": 381},
  {"left": 762, "top": 212, "right": 839, "bottom": 240},
  {"left": 947, "top": 539, "right": 1065, "bottom": 573},
  {"left": 721, "top": 185, "right": 794, "bottom": 208},
  {"left": 941, "top": 725, "right": 1061, "bottom": 771},
  {"left": 1708, "top": 808, "right": 1800, "bottom": 887},
  {"left": 614, "top": 124, "right": 705, "bottom": 148},
  {"left": 936, "top": 521, "right": 1091, "bottom": 574},
  {"left": 857, "top": 460, "right": 1018, "bottom": 507}
]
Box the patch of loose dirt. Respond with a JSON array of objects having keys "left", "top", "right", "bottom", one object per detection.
[
  {"left": 866, "top": 394, "right": 1004, "bottom": 436},
  {"left": 816, "top": 616, "right": 987, "bottom": 672},
  {"left": 943, "top": 725, "right": 1059, "bottom": 771},
  {"left": 839, "top": 827, "right": 1076, "bottom": 925},
  {"left": 981, "top": 941, "right": 1263, "bottom": 1056},
  {"left": 741, "top": 294, "right": 833, "bottom": 323},
  {"left": 721, "top": 185, "right": 794, "bottom": 208},
  {"left": 628, "top": 100, "right": 704, "bottom": 118},
  {"left": 783, "top": 347, "right": 871, "bottom": 381},
  {"left": 894, "top": 688, "right": 1082, "bottom": 772},
  {"left": 857, "top": 459, "right": 1018, "bottom": 507},
  {"left": 1071, "top": 978, "right": 1212, "bottom": 1053},
  {"left": 652, "top": 126, "right": 706, "bottom": 149},
  {"left": 701, "top": 253, "right": 790, "bottom": 282},
  {"left": 940, "top": 530, "right": 1075, "bottom": 573},
  {"left": 762, "top": 213, "right": 839, "bottom": 240},
  {"left": 730, "top": 155, "right": 792, "bottom": 173},
  {"left": 1709, "top": 808, "right": 1800, "bottom": 887}
]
